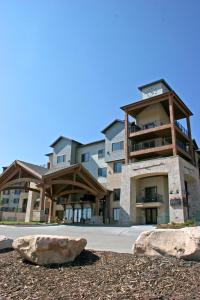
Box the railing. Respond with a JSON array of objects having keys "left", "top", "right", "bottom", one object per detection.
[
  {"left": 130, "top": 137, "right": 172, "bottom": 152},
  {"left": 175, "top": 121, "right": 188, "bottom": 136},
  {"left": 176, "top": 139, "right": 190, "bottom": 154},
  {"left": 136, "top": 194, "right": 163, "bottom": 203},
  {"left": 130, "top": 120, "right": 169, "bottom": 133}
]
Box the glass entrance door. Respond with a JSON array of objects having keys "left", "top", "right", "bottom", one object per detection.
[
  {"left": 74, "top": 208, "right": 82, "bottom": 223},
  {"left": 145, "top": 208, "right": 157, "bottom": 224}
]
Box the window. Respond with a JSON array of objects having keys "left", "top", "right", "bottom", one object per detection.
[
  {"left": 113, "top": 208, "right": 120, "bottom": 221},
  {"left": 81, "top": 152, "right": 90, "bottom": 162},
  {"left": 113, "top": 162, "right": 123, "bottom": 173},
  {"left": 65, "top": 208, "right": 73, "bottom": 221},
  {"left": 113, "top": 189, "right": 121, "bottom": 201},
  {"left": 57, "top": 155, "right": 66, "bottom": 164},
  {"left": 82, "top": 207, "right": 92, "bottom": 220},
  {"left": 112, "top": 141, "right": 124, "bottom": 151},
  {"left": 98, "top": 167, "right": 107, "bottom": 177},
  {"left": 3, "top": 190, "right": 10, "bottom": 195},
  {"left": 2, "top": 198, "right": 9, "bottom": 204},
  {"left": 98, "top": 149, "right": 105, "bottom": 159},
  {"left": 145, "top": 186, "right": 157, "bottom": 202},
  {"left": 14, "top": 189, "right": 21, "bottom": 195},
  {"left": 13, "top": 198, "right": 19, "bottom": 204}
]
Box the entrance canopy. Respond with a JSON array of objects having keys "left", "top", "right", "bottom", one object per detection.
[{"left": 0, "top": 160, "right": 107, "bottom": 202}]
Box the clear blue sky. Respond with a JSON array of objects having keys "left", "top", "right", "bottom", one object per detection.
[{"left": 0, "top": 0, "right": 200, "bottom": 167}]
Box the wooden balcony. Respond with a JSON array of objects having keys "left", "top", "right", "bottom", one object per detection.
[
  {"left": 129, "top": 138, "right": 173, "bottom": 159},
  {"left": 129, "top": 121, "right": 171, "bottom": 141}
]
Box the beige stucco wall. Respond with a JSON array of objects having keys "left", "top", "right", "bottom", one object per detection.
[
  {"left": 135, "top": 175, "right": 169, "bottom": 224},
  {"left": 136, "top": 103, "right": 170, "bottom": 127},
  {"left": 105, "top": 162, "right": 123, "bottom": 222}
]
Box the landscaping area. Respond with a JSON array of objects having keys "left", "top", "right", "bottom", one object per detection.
[{"left": 1, "top": 249, "right": 200, "bottom": 299}]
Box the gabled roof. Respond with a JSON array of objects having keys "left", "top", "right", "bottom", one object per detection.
[
  {"left": 0, "top": 160, "right": 107, "bottom": 198},
  {"left": 17, "top": 160, "right": 47, "bottom": 176},
  {"left": 45, "top": 152, "right": 53, "bottom": 156},
  {"left": 50, "top": 136, "right": 82, "bottom": 148},
  {"left": 101, "top": 119, "right": 124, "bottom": 134},
  {"left": 79, "top": 139, "right": 105, "bottom": 147},
  {"left": 138, "top": 79, "right": 173, "bottom": 92}
]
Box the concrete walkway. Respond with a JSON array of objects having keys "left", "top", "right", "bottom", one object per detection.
[{"left": 0, "top": 224, "right": 154, "bottom": 253}]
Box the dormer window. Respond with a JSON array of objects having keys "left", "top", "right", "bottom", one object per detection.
[{"left": 57, "top": 155, "right": 66, "bottom": 164}]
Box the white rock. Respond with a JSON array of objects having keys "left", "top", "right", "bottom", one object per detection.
[
  {"left": 13, "top": 235, "right": 87, "bottom": 265},
  {"left": 0, "top": 235, "right": 13, "bottom": 250},
  {"left": 133, "top": 227, "right": 200, "bottom": 261}
]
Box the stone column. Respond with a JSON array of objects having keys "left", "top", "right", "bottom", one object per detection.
[
  {"left": 168, "top": 157, "right": 185, "bottom": 223},
  {"left": 25, "top": 182, "right": 38, "bottom": 222}
]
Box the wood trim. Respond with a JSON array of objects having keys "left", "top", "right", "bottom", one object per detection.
[
  {"left": 186, "top": 117, "right": 195, "bottom": 165},
  {"left": 169, "top": 94, "right": 177, "bottom": 155},
  {"left": 49, "top": 179, "right": 98, "bottom": 196},
  {"left": 173, "top": 94, "right": 191, "bottom": 117},
  {"left": 125, "top": 112, "right": 129, "bottom": 164},
  {"left": 129, "top": 144, "right": 173, "bottom": 157},
  {"left": 55, "top": 189, "right": 87, "bottom": 197},
  {"left": 122, "top": 92, "right": 171, "bottom": 113},
  {"left": 77, "top": 172, "right": 99, "bottom": 192},
  {"left": 0, "top": 167, "right": 20, "bottom": 186},
  {"left": 0, "top": 177, "right": 41, "bottom": 191},
  {"left": 129, "top": 123, "right": 171, "bottom": 138}
]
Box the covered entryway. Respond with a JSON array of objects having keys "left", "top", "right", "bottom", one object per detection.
[{"left": 0, "top": 160, "right": 107, "bottom": 224}]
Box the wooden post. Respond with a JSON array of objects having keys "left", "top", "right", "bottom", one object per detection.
[
  {"left": 186, "top": 116, "right": 195, "bottom": 165},
  {"left": 125, "top": 111, "right": 129, "bottom": 164},
  {"left": 95, "top": 197, "right": 100, "bottom": 216},
  {"left": 169, "top": 94, "right": 177, "bottom": 156}
]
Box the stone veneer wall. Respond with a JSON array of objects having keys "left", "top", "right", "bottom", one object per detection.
[{"left": 119, "top": 156, "right": 200, "bottom": 225}]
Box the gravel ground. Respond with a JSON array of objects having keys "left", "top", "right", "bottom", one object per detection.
[{"left": 1, "top": 249, "right": 200, "bottom": 300}]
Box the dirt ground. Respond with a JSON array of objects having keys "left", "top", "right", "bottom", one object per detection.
[{"left": 0, "top": 249, "right": 200, "bottom": 300}]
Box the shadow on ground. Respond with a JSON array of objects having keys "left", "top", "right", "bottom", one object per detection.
[{"left": 22, "top": 250, "right": 100, "bottom": 269}]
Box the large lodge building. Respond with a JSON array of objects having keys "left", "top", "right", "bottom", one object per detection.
[{"left": 1, "top": 79, "right": 200, "bottom": 225}]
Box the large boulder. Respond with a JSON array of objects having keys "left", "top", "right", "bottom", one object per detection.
[
  {"left": 13, "top": 235, "right": 87, "bottom": 265},
  {"left": 133, "top": 227, "right": 200, "bottom": 261},
  {"left": 0, "top": 235, "right": 13, "bottom": 250}
]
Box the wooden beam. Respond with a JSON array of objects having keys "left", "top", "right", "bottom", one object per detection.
[
  {"left": 77, "top": 172, "right": 99, "bottom": 193},
  {"left": 169, "top": 94, "right": 177, "bottom": 156},
  {"left": 49, "top": 179, "right": 98, "bottom": 196},
  {"left": 55, "top": 189, "right": 87, "bottom": 197},
  {"left": 125, "top": 111, "right": 129, "bottom": 164},
  {"left": 186, "top": 116, "right": 195, "bottom": 165},
  {"left": 0, "top": 177, "right": 41, "bottom": 190}
]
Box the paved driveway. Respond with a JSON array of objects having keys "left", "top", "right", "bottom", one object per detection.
[{"left": 0, "top": 224, "right": 154, "bottom": 253}]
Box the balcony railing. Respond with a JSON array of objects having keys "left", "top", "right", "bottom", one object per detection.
[
  {"left": 130, "top": 120, "right": 169, "bottom": 133},
  {"left": 130, "top": 137, "right": 172, "bottom": 152},
  {"left": 176, "top": 139, "right": 190, "bottom": 154},
  {"left": 136, "top": 194, "right": 163, "bottom": 203},
  {"left": 175, "top": 121, "right": 188, "bottom": 136}
]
